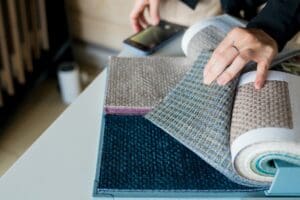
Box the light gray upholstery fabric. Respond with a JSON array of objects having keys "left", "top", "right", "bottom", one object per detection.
[{"left": 146, "top": 51, "right": 268, "bottom": 187}]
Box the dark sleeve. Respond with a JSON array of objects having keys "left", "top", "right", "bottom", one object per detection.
[
  {"left": 247, "top": 0, "right": 300, "bottom": 52},
  {"left": 180, "top": 0, "right": 199, "bottom": 9}
]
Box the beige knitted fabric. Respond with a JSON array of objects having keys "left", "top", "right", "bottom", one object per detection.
[
  {"left": 105, "top": 25, "right": 226, "bottom": 115},
  {"left": 105, "top": 56, "right": 193, "bottom": 113},
  {"left": 230, "top": 80, "right": 293, "bottom": 144}
]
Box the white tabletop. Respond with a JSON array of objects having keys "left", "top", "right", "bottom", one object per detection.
[{"left": 0, "top": 35, "right": 184, "bottom": 200}]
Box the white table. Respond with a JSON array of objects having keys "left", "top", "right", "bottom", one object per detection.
[{"left": 0, "top": 35, "right": 183, "bottom": 200}]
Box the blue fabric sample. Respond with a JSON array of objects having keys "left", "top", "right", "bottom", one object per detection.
[{"left": 96, "top": 115, "right": 262, "bottom": 193}]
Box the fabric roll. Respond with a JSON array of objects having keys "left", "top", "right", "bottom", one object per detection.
[
  {"left": 230, "top": 76, "right": 300, "bottom": 183},
  {"left": 230, "top": 81, "right": 293, "bottom": 143},
  {"left": 146, "top": 53, "right": 300, "bottom": 186},
  {"left": 97, "top": 114, "right": 260, "bottom": 192},
  {"left": 105, "top": 57, "right": 193, "bottom": 115}
]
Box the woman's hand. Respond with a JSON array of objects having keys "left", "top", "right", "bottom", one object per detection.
[
  {"left": 203, "top": 27, "right": 278, "bottom": 89},
  {"left": 130, "top": 0, "right": 160, "bottom": 33}
]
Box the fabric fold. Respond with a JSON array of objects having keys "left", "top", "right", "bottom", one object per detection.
[{"left": 145, "top": 51, "right": 268, "bottom": 187}]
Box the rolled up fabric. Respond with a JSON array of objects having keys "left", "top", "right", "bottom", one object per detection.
[
  {"left": 231, "top": 71, "right": 300, "bottom": 183},
  {"left": 146, "top": 50, "right": 300, "bottom": 187}
]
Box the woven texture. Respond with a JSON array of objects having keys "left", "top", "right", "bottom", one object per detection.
[
  {"left": 105, "top": 57, "right": 192, "bottom": 115},
  {"left": 146, "top": 51, "right": 267, "bottom": 187},
  {"left": 96, "top": 115, "right": 260, "bottom": 193},
  {"left": 187, "top": 26, "right": 225, "bottom": 60},
  {"left": 230, "top": 81, "right": 293, "bottom": 144},
  {"left": 105, "top": 26, "right": 225, "bottom": 115}
]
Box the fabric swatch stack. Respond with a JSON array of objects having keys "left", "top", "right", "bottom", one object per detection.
[
  {"left": 100, "top": 51, "right": 259, "bottom": 192},
  {"left": 99, "top": 25, "right": 262, "bottom": 192},
  {"left": 96, "top": 18, "right": 300, "bottom": 195}
]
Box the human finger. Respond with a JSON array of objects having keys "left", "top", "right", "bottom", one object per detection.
[
  {"left": 255, "top": 61, "right": 269, "bottom": 89},
  {"left": 203, "top": 35, "right": 236, "bottom": 78},
  {"left": 139, "top": 14, "right": 149, "bottom": 29},
  {"left": 149, "top": 0, "right": 160, "bottom": 25},
  {"left": 217, "top": 53, "right": 250, "bottom": 85},
  {"left": 203, "top": 44, "right": 239, "bottom": 85},
  {"left": 130, "top": 0, "right": 147, "bottom": 32}
]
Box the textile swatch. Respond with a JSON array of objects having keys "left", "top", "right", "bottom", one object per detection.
[
  {"left": 105, "top": 25, "right": 226, "bottom": 115},
  {"left": 145, "top": 51, "right": 268, "bottom": 187},
  {"left": 96, "top": 115, "right": 261, "bottom": 193},
  {"left": 186, "top": 26, "right": 225, "bottom": 60},
  {"left": 230, "top": 78, "right": 300, "bottom": 183},
  {"left": 230, "top": 80, "right": 293, "bottom": 143},
  {"left": 105, "top": 57, "right": 192, "bottom": 115}
]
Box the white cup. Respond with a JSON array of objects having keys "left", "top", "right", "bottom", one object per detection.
[{"left": 57, "top": 62, "right": 81, "bottom": 104}]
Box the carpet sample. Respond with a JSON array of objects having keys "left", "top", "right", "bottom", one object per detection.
[
  {"left": 230, "top": 78, "right": 300, "bottom": 183},
  {"left": 96, "top": 114, "right": 262, "bottom": 193},
  {"left": 105, "top": 26, "right": 226, "bottom": 115},
  {"left": 105, "top": 57, "right": 192, "bottom": 115},
  {"left": 230, "top": 80, "right": 293, "bottom": 143}
]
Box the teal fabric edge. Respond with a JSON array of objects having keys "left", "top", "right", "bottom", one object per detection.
[{"left": 252, "top": 153, "right": 300, "bottom": 176}]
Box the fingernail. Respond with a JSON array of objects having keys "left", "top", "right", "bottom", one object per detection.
[
  {"left": 255, "top": 82, "right": 261, "bottom": 90},
  {"left": 203, "top": 78, "right": 210, "bottom": 85},
  {"left": 203, "top": 69, "right": 210, "bottom": 84},
  {"left": 203, "top": 73, "right": 207, "bottom": 81},
  {"left": 203, "top": 69, "right": 206, "bottom": 76},
  {"left": 217, "top": 77, "right": 226, "bottom": 85},
  {"left": 153, "top": 17, "right": 159, "bottom": 25}
]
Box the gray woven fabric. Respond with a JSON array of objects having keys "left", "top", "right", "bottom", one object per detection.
[
  {"left": 230, "top": 81, "right": 293, "bottom": 144},
  {"left": 105, "top": 57, "right": 193, "bottom": 114},
  {"left": 146, "top": 51, "right": 268, "bottom": 187},
  {"left": 187, "top": 26, "right": 226, "bottom": 60}
]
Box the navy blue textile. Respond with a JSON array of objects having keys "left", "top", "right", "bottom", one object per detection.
[{"left": 97, "top": 115, "right": 258, "bottom": 192}]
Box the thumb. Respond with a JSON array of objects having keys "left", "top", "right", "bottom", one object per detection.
[{"left": 149, "top": 0, "right": 160, "bottom": 25}]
